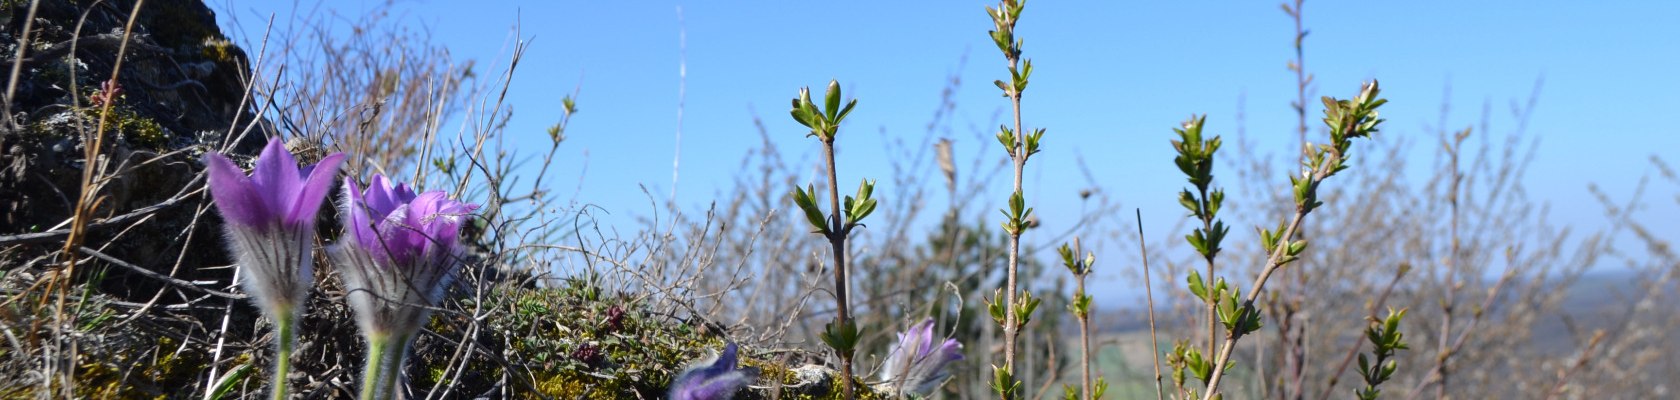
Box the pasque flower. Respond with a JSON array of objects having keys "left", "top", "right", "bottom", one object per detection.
[
  {"left": 877, "top": 318, "right": 964, "bottom": 397},
  {"left": 330, "top": 174, "right": 477, "bottom": 400},
  {"left": 204, "top": 137, "right": 345, "bottom": 400},
  {"left": 669, "top": 343, "right": 757, "bottom": 400}
]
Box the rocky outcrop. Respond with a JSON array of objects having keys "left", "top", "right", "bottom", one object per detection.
[{"left": 0, "top": 0, "right": 262, "bottom": 299}]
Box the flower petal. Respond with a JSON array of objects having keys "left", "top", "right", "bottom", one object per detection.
[
  {"left": 940, "top": 338, "right": 964, "bottom": 361},
  {"left": 251, "top": 138, "right": 302, "bottom": 214},
  {"left": 285, "top": 152, "right": 345, "bottom": 227},
  {"left": 408, "top": 191, "right": 474, "bottom": 251},
  {"left": 669, "top": 343, "right": 755, "bottom": 400},
  {"left": 204, "top": 153, "right": 271, "bottom": 227},
  {"left": 362, "top": 174, "right": 415, "bottom": 218},
  {"left": 377, "top": 202, "right": 426, "bottom": 266},
  {"left": 343, "top": 177, "right": 378, "bottom": 250},
  {"left": 878, "top": 318, "right": 964, "bottom": 396},
  {"left": 915, "top": 318, "right": 937, "bottom": 357}
]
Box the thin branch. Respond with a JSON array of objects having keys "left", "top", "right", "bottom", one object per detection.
[{"left": 1138, "top": 209, "right": 1165, "bottom": 400}]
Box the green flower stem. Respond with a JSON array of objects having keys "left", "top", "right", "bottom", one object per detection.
[
  {"left": 360, "top": 333, "right": 392, "bottom": 400},
  {"left": 379, "top": 333, "right": 409, "bottom": 399},
  {"left": 271, "top": 310, "right": 295, "bottom": 400},
  {"left": 359, "top": 331, "right": 412, "bottom": 400}
]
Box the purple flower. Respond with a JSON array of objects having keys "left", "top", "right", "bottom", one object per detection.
[
  {"left": 205, "top": 137, "right": 345, "bottom": 315},
  {"left": 669, "top": 343, "right": 757, "bottom": 400},
  {"left": 331, "top": 174, "right": 478, "bottom": 336},
  {"left": 877, "top": 318, "right": 964, "bottom": 396}
]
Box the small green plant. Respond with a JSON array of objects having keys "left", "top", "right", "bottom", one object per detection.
[
  {"left": 1190, "top": 80, "right": 1388, "bottom": 400},
  {"left": 1172, "top": 114, "right": 1231, "bottom": 385},
  {"left": 1355, "top": 308, "right": 1409, "bottom": 400},
  {"left": 1059, "top": 239, "right": 1106, "bottom": 400},
  {"left": 789, "top": 79, "right": 875, "bottom": 400},
  {"left": 982, "top": 0, "right": 1045, "bottom": 397}
]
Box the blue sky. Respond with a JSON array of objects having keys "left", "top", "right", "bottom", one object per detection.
[{"left": 215, "top": 1, "right": 1680, "bottom": 301}]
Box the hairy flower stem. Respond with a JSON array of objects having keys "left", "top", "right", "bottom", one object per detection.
[
  {"left": 360, "top": 333, "right": 404, "bottom": 400},
  {"left": 381, "top": 334, "right": 408, "bottom": 399},
  {"left": 821, "top": 139, "right": 855, "bottom": 400},
  {"left": 271, "top": 310, "right": 295, "bottom": 400}
]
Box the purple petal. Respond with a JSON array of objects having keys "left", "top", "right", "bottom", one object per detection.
[
  {"left": 408, "top": 191, "right": 474, "bottom": 251},
  {"left": 204, "top": 153, "right": 271, "bottom": 227},
  {"left": 377, "top": 203, "right": 426, "bottom": 266},
  {"left": 707, "top": 342, "right": 740, "bottom": 376},
  {"left": 940, "top": 338, "right": 964, "bottom": 362},
  {"left": 343, "top": 177, "right": 377, "bottom": 249},
  {"left": 251, "top": 138, "right": 302, "bottom": 215},
  {"left": 670, "top": 343, "right": 754, "bottom": 400},
  {"left": 362, "top": 174, "right": 416, "bottom": 217},
  {"left": 285, "top": 152, "right": 345, "bottom": 227},
  {"left": 914, "top": 318, "right": 937, "bottom": 357},
  {"left": 878, "top": 319, "right": 964, "bottom": 396}
]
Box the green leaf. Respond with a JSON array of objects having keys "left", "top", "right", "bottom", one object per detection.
[
  {"left": 1187, "top": 269, "right": 1207, "bottom": 300},
  {"left": 1179, "top": 189, "right": 1200, "bottom": 216},
  {"left": 793, "top": 185, "right": 828, "bottom": 234},
  {"left": 987, "top": 289, "right": 1008, "bottom": 326},
  {"left": 206, "top": 362, "right": 254, "bottom": 400},
  {"left": 1287, "top": 240, "right": 1307, "bottom": 256},
  {"left": 824, "top": 79, "right": 842, "bottom": 122},
  {"left": 1015, "top": 290, "right": 1041, "bottom": 327},
  {"left": 836, "top": 99, "right": 858, "bottom": 123},
  {"left": 997, "top": 126, "right": 1016, "bottom": 154},
  {"left": 819, "top": 318, "right": 859, "bottom": 355}
]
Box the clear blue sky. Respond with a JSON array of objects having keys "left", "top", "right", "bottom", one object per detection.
[{"left": 216, "top": 1, "right": 1680, "bottom": 301}]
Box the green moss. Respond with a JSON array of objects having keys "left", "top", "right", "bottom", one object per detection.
[
  {"left": 407, "top": 277, "right": 891, "bottom": 399},
  {"left": 80, "top": 105, "right": 169, "bottom": 148},
  {"left": 200, "top": 38, "right": 244, "bottom": 65}
]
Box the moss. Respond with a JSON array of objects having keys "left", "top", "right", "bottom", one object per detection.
[
  {"left": 79, "top": 105, "right": 170, "bottom": 149},
  {"left": 200, "top": 38, "right": 244, "bottom": 65},
  {"left": 408, "top": 278, "right": 891, "bottom": 399}
]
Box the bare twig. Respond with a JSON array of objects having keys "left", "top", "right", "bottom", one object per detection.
[
  {"left": 1539, "top": 330, "right": 1606, "bottom": 400},
  {"left": 1138, "top": 209, "right": 1165, "bottom": 400}
]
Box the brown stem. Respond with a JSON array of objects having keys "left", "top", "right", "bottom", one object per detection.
[
  {"left": 47, "top": 2, "right": 147, "bottom": 396},
  {"left": 1539, "top": 330, "right": 1606, "bottom": 400},
  {"left": 1002, "top": 53, "right": 1025, "bottom": 398},
  {"left": 1402, "top": 268, "right": 1517, "bottom": 400},
  {"left": 1075, "top": 238, "right": 1092, "bottom": 400},
  {"left": 1292, "top": 0, "right": 1309, "bottom": 159},
  {"left": 1200, "top": 162, "right": 1331, "bottom": 400},
  {"left": 1199, "top": 184, "right": 1218, "bottom": 360},
  {"left": 1137, "top": 209, "right": 1165, "bottom": 400},
  {"left": 822, "top": 138, "right": 854, "bottom": 400},
  {"left": 1430, "top": 129, "right": 1468, "bottom": 399}
]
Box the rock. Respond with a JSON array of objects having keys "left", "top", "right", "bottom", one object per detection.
[{"left": 0, "top": 0, "right": 265, "bottom": 300}]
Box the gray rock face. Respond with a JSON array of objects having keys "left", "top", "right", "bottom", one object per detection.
[{"left": 0, "top": 0, "right": 263, "bottom": 299}]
